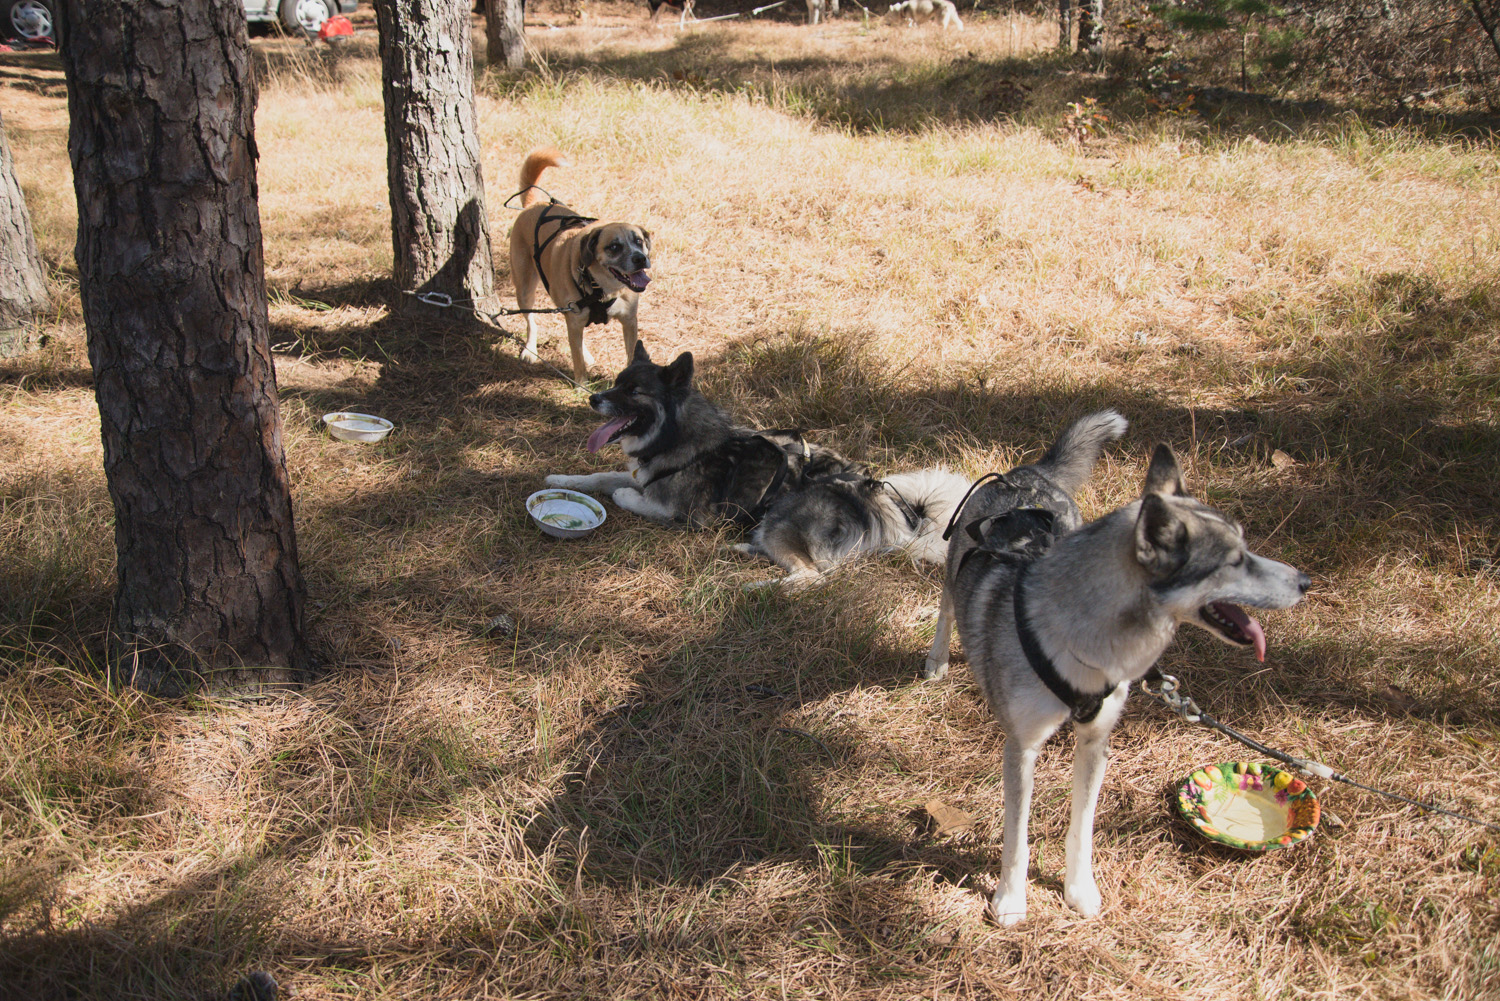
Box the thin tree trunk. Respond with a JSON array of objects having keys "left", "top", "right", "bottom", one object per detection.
[
  {"left": 486, "top": 0, "right": 525, "bottom": 70},
  {"left": 59, "top": 0, "right": 310, "bottom": 695},
  {"left": 1077, "top": 0, "right": 1103, "bottom": 54},
  {"left": 1467, "top": 0, "right": 1500, "bottom": 64},
  {"left": 373, "top": 0, "right": 496, "bottom": 308},
  {"left": 1058, "top": 0, "right": 1072, "bottom": 50},
  {"left": 0, "top": 108, "right": 48, "bottom": 358}
]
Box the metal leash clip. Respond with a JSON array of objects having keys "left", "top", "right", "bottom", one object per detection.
[
  {"left": 1140, "top": 672, "right": 1202, "bottom": 723},
  {"left": 414, "top": 291, "right": 455, "bottom": 308}
]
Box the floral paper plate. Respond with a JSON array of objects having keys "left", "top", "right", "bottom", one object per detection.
[{"left": 1176, "top": 761, "right": 1320, "bottom": 851}]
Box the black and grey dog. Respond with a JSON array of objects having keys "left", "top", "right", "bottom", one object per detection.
[
  {"left": 545, "top": 342, "right": 863, "bottom": 528},
  {"left": 924, "top": 411, "right": 1310, "bottom": 925},
  {"left": 736, "top": 466, "right": 972, "bottom": 588}
]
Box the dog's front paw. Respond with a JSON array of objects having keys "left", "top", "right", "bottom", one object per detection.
[
  {"left": 922, "top": 657, "right": 949, "bottom": 682},
  {"left": 989, "top": 890, "right": 1027, "bottom": 927},
  {"left": 520, "top": 345, "right": 540, "bottom": 364},
  {"left": 732, "top": 543, "right": 761, "bottom": 558},
  {"left": 544, "top": 474, "right": 578, "bottom": 488},
  {"left": 1063, "top": 879, "right": 1102, "bottom": 919},
  {"left": 611, "top": 487, "right": 641, "bottom": 509}
]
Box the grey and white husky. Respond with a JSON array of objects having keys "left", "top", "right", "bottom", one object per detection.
[
  {"left": 737, "top": 467, "right": 971, "bottom": 588},
  {"left": 923, "top": 411, "right": 1310, "bottom": 924},
  {"left": 545, "top": 342, "right": 862, "bottom": 527}
]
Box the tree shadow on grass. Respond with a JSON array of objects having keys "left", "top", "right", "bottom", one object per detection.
[{"left": 516, "top": 22, "right": 1499, "bottom": 139}]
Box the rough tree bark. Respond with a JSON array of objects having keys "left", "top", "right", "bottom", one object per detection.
[
  {"left": 1058, "top": 0, "right": 1073, "bottom": 49},
  {"left": 373, "top": 0, "right": 497, "bottom": 308},
  {"left": 1077, "top": 0, "right": 1104, "bottom": 53},
  {"left": 59, "top": 0, "right": 310, "bottom": 695},
  {"left": 1467, "top": 0, "right": 1500, "bottom": 64},
  {"left": 486, "top": 0, "right": 525, "bottom": 70},
  {"left": 0, "top": 108, "right": 49, "bottom": 359}
]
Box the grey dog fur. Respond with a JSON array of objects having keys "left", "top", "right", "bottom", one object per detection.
[{"left": 924, "top": 411, "right": 1310, "bottom": 924}]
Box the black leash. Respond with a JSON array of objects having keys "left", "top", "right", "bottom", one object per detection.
[{"left": 1141, "top": 671, "right": 1500, "bottom": 834}]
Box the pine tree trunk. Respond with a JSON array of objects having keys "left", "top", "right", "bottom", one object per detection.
[
  {"left": 59, "top": 0, "right": 310, "bottom": 695},
  {"left": 1077, "top": 0, "right": 1104, "bottom": 54},
  {"left": 1058, "top": 0, "right": 1073, "bottom": 50},
  {"left": 373, "top": 0, "right": 497, "bottom": 308},
  {"left": 486, "top": 0, "right": 525, "bottom": 70},
  {"left": 0, "top": 108, "right": 49, "bottom": 359}
]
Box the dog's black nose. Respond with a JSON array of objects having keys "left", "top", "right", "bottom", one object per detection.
[
  {"left": 588, "top": 393, "right": 604, "bottom": 409},
  {"left": 632, "top": 253, "right": 649, "bottom": 270},
  {"left": 1296, "top": 572, "right": 1311, "bottom": 593}
]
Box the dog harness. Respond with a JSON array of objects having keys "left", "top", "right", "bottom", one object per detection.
[
  {"left": 530, "top": 201, "right": 617, "bottom": 325},
  {"left": 879, "top": 481, "right": 924, "bottom": 531},
  {"left": 950, "top": 493, "right": 1122, "bottom": 724},
  {"left": 1013, "top": 559, "right": 1122, "bottom": 724},
  {"left": 638, "top": 429, "right": 818, "bottom": 526}
]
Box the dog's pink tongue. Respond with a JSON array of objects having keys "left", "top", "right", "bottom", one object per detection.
[
  {"left": 586, "top": 417, "right": 630, "bottom": 453},
  {"left": 626, "top": 270, "right": 650, "bottom": 290},
  {"left": 1216, "top": 601, "right": 1268, "bottom": 662}
]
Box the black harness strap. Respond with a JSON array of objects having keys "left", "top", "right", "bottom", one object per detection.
[
  {"left": 941, "top": 472, "right": 1007, "bottom": 542},
  {"left": 531, "top": 201, "right": 598, "bottom": 302},
  {"left": 1013, "top": 561, "right": 1121, "bottom": 724},
  {"left": 952, "top": 503, "right": 1121, "bottom": 725},
  {"left": 881, "top": 482, "right": 923, "bottom": 530},
  {"left": 572, "top": 265, "right": 617, "bottom": 326},
  {"left": 639, "top": 430, "right": 812, "bottom": 524}
]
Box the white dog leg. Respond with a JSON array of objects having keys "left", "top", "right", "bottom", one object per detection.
[
  {"left": 1062, "top": 689, "right": 1127, "bottom": 918},
  {"left": 545, "top": 472, "right": 635, "bottom": 493},
  {"left": 611, "top": 487, "right": 679, "bottom": 523},
  {"left": 743, "top": 566, "right": 823, "bottom": 591},
  {"left": 520, "top": 315, "right": 542, "bottom": 365},
  {"left": 992, "top": 738, "right": 1041, "bottom": 926},
  {"left": 922, "top": 590, "right": 954, "bottom": 680}
]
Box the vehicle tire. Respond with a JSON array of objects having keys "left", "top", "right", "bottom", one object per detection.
[
  {"left": 6, "top": 0, "right": 55, "bottom": 41},
  {"left": 279, "top": 0, "right": 331, "bottom": 36}
]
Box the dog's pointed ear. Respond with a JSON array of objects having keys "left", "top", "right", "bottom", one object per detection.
[
  {"left": 663, "top": 351, "right": 694, "bottom": 389},
  {"left": 1142, "top": 443, "right": 1186, "bottom": 497},
  {"left": 579, "top": 231, "right": 600, "bottom": 270},
  {"left": 1135, "top": 493, "right": 1188, "bottom": 577},
  {"left": 632, "top": 341, "right": 652, "bottom": 364}
]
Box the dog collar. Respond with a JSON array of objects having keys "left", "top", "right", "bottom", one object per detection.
[
  {"left": 881, "top": 481, "right": 923, "bottom": 531},
  {"left": 571, "top": 267, "right": 617, "bottom": 326},
  {"left": 1013, "top": 560, "right": 1121, "bottom": 725}
]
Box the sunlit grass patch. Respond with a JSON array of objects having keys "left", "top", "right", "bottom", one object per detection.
[{"left": 2, "top": 11, "right": 1499, "bottom": 998}]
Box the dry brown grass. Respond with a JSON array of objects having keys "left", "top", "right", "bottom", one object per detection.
[{"left": 2, "top": 10, "right": 1499, "bottom": 1000}]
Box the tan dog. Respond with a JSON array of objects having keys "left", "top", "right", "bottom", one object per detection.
[{"left": 508, "top": 147, "right": 653, "bottom": 382}]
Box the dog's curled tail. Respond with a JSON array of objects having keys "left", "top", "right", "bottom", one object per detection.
[
  {"left": 519, "top": 146, "right": 569, "bottom": 208},
  {"left": 1036, "top": 409, "right": 1128, "bottom": 495}
]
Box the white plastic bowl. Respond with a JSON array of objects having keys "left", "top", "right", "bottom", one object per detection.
[
  {"left": 323, "top": 412, "right": 394, "bottom": 443},
  {"left": 527, "top": 488, "right": 606, "bottom": 539}
]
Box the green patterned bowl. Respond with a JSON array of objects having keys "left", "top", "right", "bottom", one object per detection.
[
  {"left": 1176, "top": 761, "right": 1320, "bottom": 852},
  {"left": 526, "top": 488, "right": 606, "bottom": 539}
]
